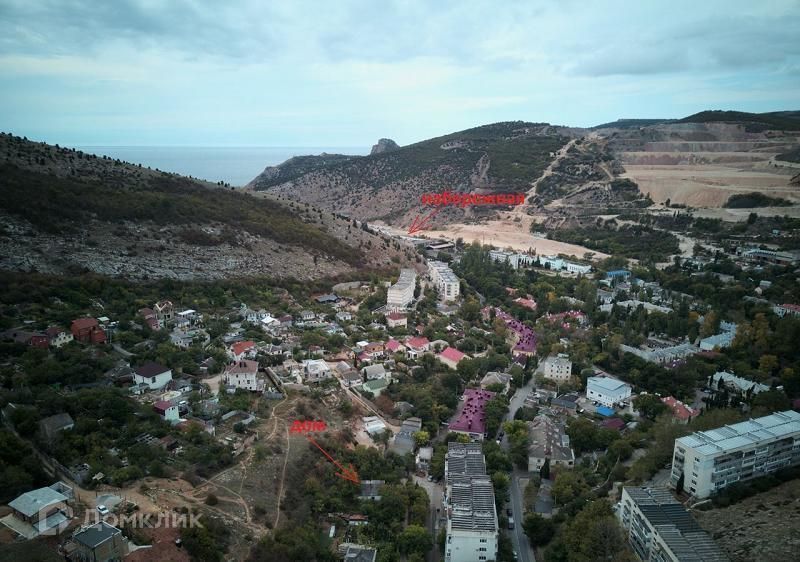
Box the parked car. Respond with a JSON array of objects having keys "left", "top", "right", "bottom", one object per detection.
[
  {"left": 96, "top": 505, "right": 109, "bottom": 516},
  {"left": 506, "top": 508, "right": 512, "bottom": 517},
  {"left": 508, "top": 517, "right": 515, "bottom": 530}
]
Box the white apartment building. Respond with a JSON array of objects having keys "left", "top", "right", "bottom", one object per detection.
[
  {"left": 488, "top": 250, "right": 535, "bottom": 270},
  {"left": 541, "top": 354, "right": 572, "bottom": 382},
  {"left": 429, "top": 261, "right": 460, "bottom": 302},
  {"left": 617, "top": 487, "right": 728, "bottom": 561},
  {"left": 444, "top": 443, "right": 498, "bottom": 562},
  {"left": 670, "top": 410, "right": 800, "bottom": 499},
  {"left": 387, "top": 269, "right": 417, "bottom": 310},
  {"left": 586, "top": 376, "right": 632, "bottom": 408}
]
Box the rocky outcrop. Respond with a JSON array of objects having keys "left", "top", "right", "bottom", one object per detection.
[{"left": 370, "top": 138, "right": 399, "bottom": 155}]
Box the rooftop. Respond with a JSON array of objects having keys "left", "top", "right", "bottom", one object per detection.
[
  {"left": 445, "top": 442, "right": 486, "bottom": 478},
  {"left": 449, "top": 388, "right": 496, "bottom": 435},
  {"left": 73, "top": 521, "right": 122, "bottom": 549},
  {"left": 447, "top": 475, "right": 498, "bottom": 533},
  {"left": 9, "top": 486, "right": 68, "bottom": 517},
  {"left": 623, "top": 487, "right": 728, "bottom": 561},
  {"left": 134, "top": 361, "right": 170, "bottom": 378},
  {"left": 587, "top": 376, "right": 630, "bottom": 393},
  {"left": 676, "top": 410, "right": 800, "bottom": 456}
]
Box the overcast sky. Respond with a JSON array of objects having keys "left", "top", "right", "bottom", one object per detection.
[{"left": 1, "top": 0, "right": 798, "bottom": 147}]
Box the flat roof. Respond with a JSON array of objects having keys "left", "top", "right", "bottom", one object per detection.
[{"left": 677, "top": 410, "right": 800, "bottom": 456}]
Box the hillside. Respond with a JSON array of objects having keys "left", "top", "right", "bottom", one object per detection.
[
  {"left": 0, "top": 133, "right": 413, "bottom": 280},
  {"left": 247, "top": 122, "right": 569, "bottom": 225},
  {"left": 677, "top": 110, "right": 800, "bottom": 132}
]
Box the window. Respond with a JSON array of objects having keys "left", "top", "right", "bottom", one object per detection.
[{"left": 479, "top": 539, "right": 487, "bottom": 543}]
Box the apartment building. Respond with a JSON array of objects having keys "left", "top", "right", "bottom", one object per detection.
[
  {"left": 617, "top": 487, "right": 728, "bottom": 561},
  {"left": 541, "top": 354, "right": 572, "bottom": 382},
  {"left": 444, "top": 443, "right": 498, "bottom": 562},
  {"left": 670, "top": 410, "right": 800, "bottom": 499},
  {"left": 387, "top": 268, "right": 417, "bottom": 310},
  {"left": 428, "top": 261, "right": 460, "bottom": 302}
]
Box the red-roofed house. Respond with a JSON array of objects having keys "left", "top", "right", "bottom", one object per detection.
[
  {"left": 405, "top": 336, "right": 430, "bottom": 359},
  {"left": 386, "top": 312, "right": 408, "bottom": 329},
  {"left": 229, "top": 340, "right": 256, "bottom": 361},
  {"left": 661, "top": 396, "right": 699, "bottom": 424},
  {"left": 437, "top": 347, "right": 467, "bottom": 370},
  {"left": 70, "top": 318, "right": 106, "bottom": 344},
  {"left": 774, "top": 303, "right": 800, "bottom": 318},
  {"left": 602, "top": 418, "right": 626, "bottom": 432},
  {"left": 385, "top": 339, "right": 406, "bottom": 355},
  {"left": 138, "top": 307, "right": 160, "bottom": 331},
  {"left": 513, "top": 296, "right": 537, "bottom": 311},
  {"left": 153, "top": 400, "right": 179, "bottom": 423},
  {"left": 28, "top": 333, "right": 49, "bottom": 349}
]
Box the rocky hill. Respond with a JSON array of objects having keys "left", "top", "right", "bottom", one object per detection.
[
  {"left": 0, "top": 133, "right": 413, "bottom": 280},
  {"left": 247, "top": 122, "right": 569, "bottom": 226}
]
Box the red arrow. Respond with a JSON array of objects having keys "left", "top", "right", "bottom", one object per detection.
[
  {"left": 407, "top": 207, "right": 442, "bottom": 235},
  {"left": 306, "top": 435, "right": 360, "bottom": 484}
]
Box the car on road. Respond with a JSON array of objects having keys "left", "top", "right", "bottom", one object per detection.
[
  {"left": 508, "top": 517, "right": 514, "bottom": 530},
  {"left": 506, "top": 507, "right": 512, "bottom": 516},
  {"left": 513, "top": 551, "right": 518, "bottom": 560},
  {"left": 96, "top": 505, "right": 109, "bottom": 516},
  {"left": 427, "top": 475, "right": 434, "bottom": 482}
]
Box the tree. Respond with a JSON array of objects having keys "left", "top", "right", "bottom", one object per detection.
[
  {"left": 539, "top": 458, "right": 551, "bottom": 480},
  {"left": 397, "top": 524, "right": 432, "bottom": 555},
  {"left": 561, "top": 500, "right": 631, "bottom": 562},
  {"left": 413, "top": 430, "right": 430, "bottom": 447},
  {"left": 492, "top": 471, "right": 510, "bottom": 503},
  {"left": 632, "top": 394, "right": 668, "bottom": 421},
  {"left": 523, "top": 512, "right": 556, "bottom": 546},
  {"left": 552, "top": 471, "right": 589, "bottom": 505}
]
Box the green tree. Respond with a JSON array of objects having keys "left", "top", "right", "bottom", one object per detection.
[
  {"left": 552, "top": 471, "right": 589, "bottom": 505},
  {"left": 632, "top": 394, "right": 668, "bottom": 421},
  {"left": 397, "top": 524, "right": 433, "bottom": 555},
  {"left": 413, "top": 430, "right": 430, "bottom": 447},
  {"left": 523, "top": 512, "right": 556, "bottom": 546}
]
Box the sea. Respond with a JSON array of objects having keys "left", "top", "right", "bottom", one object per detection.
[{"left": 73, "top": 146, "right": 370, "bottom": 187}]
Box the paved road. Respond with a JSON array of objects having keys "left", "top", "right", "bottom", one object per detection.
[
  {"left": 414, "top": 474, "right": 443, "bottom": 562},
  {"left": 510, "top": 472, "right": 535, "bottom": 562},
  {"left": 504, "top": 378, "right": 537, "bottom": 562}
]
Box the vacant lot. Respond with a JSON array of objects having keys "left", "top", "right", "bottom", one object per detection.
[{"left": 694, "top": 479, "right": 800, "bottom": 561}]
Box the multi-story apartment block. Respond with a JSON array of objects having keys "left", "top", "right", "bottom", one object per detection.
[
  {"left": 387, "top": 269, "right": 417, "bottom": 310},
  {"left": 541, "top": 354, "right": 572, "bottom": 382},
  {"left": 444, "top": 443, "right": 498, "bottom": 562},
  {"left": 617, "top": 487, "right": 728, "bottom": 561},
  {"left": 428, "top": 261, "right": 460, "bottom": 302},
  {"left": 670, "top": 410, "right": 800, "bottom": 499}
]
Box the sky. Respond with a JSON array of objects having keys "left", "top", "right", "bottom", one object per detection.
[{"left": 1, "top": 0, "right": 799, "bottom": 147}]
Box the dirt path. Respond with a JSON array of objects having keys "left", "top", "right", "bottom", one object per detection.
[{"left": 522, "top": 138, "right": 577, "bottom": 204}]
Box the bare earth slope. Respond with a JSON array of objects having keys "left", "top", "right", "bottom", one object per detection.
[
  {"left": 247, "top": 121, "right": 568, "bottom": 227},
  {"left": 0, "top": 133, "right": 412, "bottom": 280}
]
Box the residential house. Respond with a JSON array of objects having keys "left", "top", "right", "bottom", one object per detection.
[
  {"left": 711, "top": 371, "right": 769, "bottom": 396},
  {"left": 70, "top": 318, "right": 107, "bottom": 345},
  {"left": 38, "top": 413, "right": 74, "bottom": 444},
  {"left": 362, "top": 364, "right": 387, "bottom": 381},
  {"left": 358, "top": 480, "right": 385, "bottom": 501},
  {"left": 586, "top": 376, "right": 632, "bottom": 408},
  {"left": 336, "top": 311, "right": 353, "bottom": 323},
  {"left": 342, "top": 370, "right": 363, "bottom": 387},
  {"left": 480, "top": 372, "right": 512, "bottom": 393},
  {"left": 344, "top": 544, "right": 378, "bottom": 562},
  {"left": 405, "top": 336, "right": 431, "bottom": 359},
  {"left": 541, "top": 354, "right": 573, "bottom": 382},
  {"left": 153, "top": 300, "right": 174, "bottom": 327},
  {"left": 299, "top": 310, "right": 316, "bottom": 322},
  {"left": 363, "top": 416, "right": 387, "bottom": 435},
  {"left": 364, "top": 342, "right": 386, "bottom": 359},
  {"left": 391, "top": 417, "right": 423, "bottom": 456},
  {"left": 416, "top": 446, "right": 433, "bottom": 472},
  {"left": 153, "top": 400, "right": 180, "bottom": 423},
  {"left": 45, "top": 326, "right": 73, "bottom": 348},
  {"left": 138, "top": 307, "right": 160, "bottom": 331},
  {"left": 528, "top": 414, "right": 575, "bottom": 472},
  {"left": 386, "top": 311, "right": 408, "bottom": 329},
  {"left": 773, "top": 303, "right": 800, "bottom": 318},
  {"left": 661, "top": 396, "right": 699, "bottom": 424},
  {"left": 385, "top": 339, "right": 406, "bottom": 355},
  {"left": 228, "top": 340, "right": 256, "bottom": 362},
  {"left": 71, "top": 521, "right": 126, "bottom": 562},
  {"left": 302, "top": 359, "right": 332, "bottom": 383},
  {"left": 223, "top": 360, "right": 263, "bottom": 392},
  {"left": 3, "top": 483, "right": 73, "bottom": 539},
  {"left": 361, "top": 378, "right": 389, "bottom": 397},
  {"left": 437, "top": 346, "right": 466, "bottom": 370},
  {"left": 132, "top": 362, "right": 173, "bottom": 390}
]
